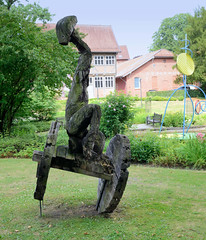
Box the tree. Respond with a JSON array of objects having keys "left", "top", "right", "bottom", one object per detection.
[
  {"left": 0, "top": 0, "right": 19, "bottom": 10},
  {"left": 0, "top": 5, "right": 78, "bottom": 134},
  {"left": 150, "top": 13, "right": 190, "bottom": 53},
  {"left": 186, "top": 7, "right": 206, "bottom": 85}
]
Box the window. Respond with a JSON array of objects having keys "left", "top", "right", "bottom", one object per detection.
[
  {"left": 89, "top": 77, "right": 93, "bottom": 85},
  {"left": 105, "top": 76, "right": 114, "bottom": 88},
  {"left": 106, "top": 56, "right": 115, "bottom": 65},
  {"left": 95, "top": 77, "right": 103, "bottom": 88},
  {"left": 94, "top": 56, "right": 104, "bottom": 65},
  {"left": 134, "top": 77, "right": 140, "bottom": 89}
]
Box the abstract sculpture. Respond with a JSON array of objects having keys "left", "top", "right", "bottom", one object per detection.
[{"left": 33, "top": 16, "right": 131, "bottom": 216}]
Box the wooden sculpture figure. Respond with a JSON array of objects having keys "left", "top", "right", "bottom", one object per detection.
[
  {"left": 33, "top": 16, "right": 131, "bottom": 215},
  {"left": 56, "top": 16, "right": 105, "bottom": 160}
]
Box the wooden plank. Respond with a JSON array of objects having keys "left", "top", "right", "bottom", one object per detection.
[
  {"left": 33, "top": 121, "right": 62, "bottom": 201},
  {"left": 33, "top": 149, "right": 113, "bottom": 181}
]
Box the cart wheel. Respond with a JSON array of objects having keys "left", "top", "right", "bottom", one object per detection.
[{"left": 96, "top": 134, "right": 131, "bottom": 213}]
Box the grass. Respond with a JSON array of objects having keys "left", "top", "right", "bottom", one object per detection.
[
  {"left": 55, "top": 100, "right": 66, "bottom": 118},
  {"left": 1, "top": 159, "right": 206, "bottom": 239}
]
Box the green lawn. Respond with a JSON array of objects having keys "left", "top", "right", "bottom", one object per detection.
[{"left": 1, "top": 159, "right": 206, "bottom": 239}]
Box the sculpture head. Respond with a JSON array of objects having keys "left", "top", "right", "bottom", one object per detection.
[{"left": 56, "top": 16, "right": 77, "bottom": 45}]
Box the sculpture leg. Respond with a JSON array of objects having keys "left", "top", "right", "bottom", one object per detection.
[{"left": 67, "top": 104, "right": 104, "bottom": 157}]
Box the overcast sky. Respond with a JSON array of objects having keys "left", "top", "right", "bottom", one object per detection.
[{"left": 28, "top": 0, "right": 206, "bottom": 58}]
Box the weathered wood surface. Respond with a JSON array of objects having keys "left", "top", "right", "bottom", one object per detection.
[
  {"left": 33, "top": 146, "right": 113, "bottom": 181},
  {"left": 96, "top": 134, "right": 131, "bottom": 213},
  {"left": 34, "top": 121, "right": 62, "bottom": 200}
]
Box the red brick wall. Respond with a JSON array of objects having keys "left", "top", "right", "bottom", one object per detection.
[
  {"left": 116, "top": 58, "right": 181, "bottom": 97},
  {"left": 116, "top": 77, "right": 126, "bottom": 94}
]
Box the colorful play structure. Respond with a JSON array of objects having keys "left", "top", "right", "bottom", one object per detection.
[{"left": 159, "top": 34, "right": 206, "bottom": 138}]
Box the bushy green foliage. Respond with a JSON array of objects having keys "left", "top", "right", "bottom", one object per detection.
[
  {"left": 127, "top": 132, "right": 206, "bottom": 169},
  {"left": 100, "top": 92, "right": 134, "bottom": 137},
  {"left": 186, "top": 7, "right": 206, "bottom": 85},
  {"left": 146, "top": 91, "right": 185, "bottom": 101},
  {"left": 11, "top": 121, "right": 52, "bottom": 135},
  {"left": 128, "top": 133, "right": 161, "bottom": 163},
  {"left": 0, "top": 134, "right": 46, "bottom": 158},
  {"left": 147, "top": 89, "right": 205, "bottom": 99},
  {"left": 153, "top": 133, "right": 206, "bottom": 169},
  {"left": 0, "top": 4, "right": 78, "bottom": 134},
  {"left": 163, "top": 112, "right": 190, "bottom": 127},
  {"left": 177, "top": 136, "right": 206, "bottom": 169},
  {"left": 150, "top": 13, "right": 189, "bottom": 52},
  {"left": 0, "top": 120, "right": 66, "bottom": 158},
  {"left": 22, "top": 90, "right": 57, "bottom": 121},
  {"left": 132, "top": 108, "right": 148, "bottom": 124}
]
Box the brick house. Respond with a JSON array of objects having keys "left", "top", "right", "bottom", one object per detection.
[
  {"left": 116, "top": 49, "right": 181, "bottom": 97},
  {"left": 38, "top": 23, "right": 180, "bottom": 99}
]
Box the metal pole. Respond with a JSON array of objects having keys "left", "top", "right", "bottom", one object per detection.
[
  {"left": 39, "top": 200, "right": 43, "bottom": 217},
  {"left": 140, "top": 78, "right": 142, "bottom": 108}
]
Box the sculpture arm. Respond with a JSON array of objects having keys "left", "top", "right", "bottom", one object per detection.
[{"left": 71, "top": 29, "right": 91, "bottom": 55}]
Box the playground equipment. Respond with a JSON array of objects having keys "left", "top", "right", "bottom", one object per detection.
[{"left": 160, "top": 34, "right": 206, "bottom": 138}]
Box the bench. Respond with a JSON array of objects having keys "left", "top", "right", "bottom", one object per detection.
[{"left": 146, "top": 113, "right": 162, "bottom": 126}]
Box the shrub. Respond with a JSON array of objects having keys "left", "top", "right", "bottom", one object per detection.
[
  {"left": 132, "top": 108, "right": 148, "bottom": 124},
  {"left": 100, "top": 92, "right": 134, "bottom": 137},
  {"left": 163, "top": 112, "right": 191, "bottom": 127},
  {"left": 152, "top": 96, "right": 168, "bottom": 101},
  {"left": 152, "top": 134, "right": 206, "bottom": 169},
  {"left": 128, "top": 133, "right": 161, "bottom": 163},
  {"left": 147, "top": 90, "right": 185, "bottom": 98},
  {"left": 0, "top": 134, "right": 46, "bottom": 158},
  {"left": 176, "top": 135, "right": 206, "bottom": 169},
  {"left": 0, "top": 120, "right": 55, "bottom": 158},
  {"left": 21, "top": 90, "right": 57, "bottom": 121}
]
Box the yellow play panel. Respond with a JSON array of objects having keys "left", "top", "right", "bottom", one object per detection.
[{"left": 177, "top": 53, "right": 195, "bottom": 76}]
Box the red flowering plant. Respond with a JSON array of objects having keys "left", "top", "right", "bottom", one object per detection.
[{"left": 196, "top": 132, "right": 206, "bottom": 142}]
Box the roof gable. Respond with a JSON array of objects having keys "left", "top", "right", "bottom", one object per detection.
[
  {"left": 117, "top": 45, "right": 130, "bottom": 61},
  {"left": 76, "top": 25, "right": 119, "bottom": 53},
  {"left": 117, "top": 49, "right": 174, "bottom": 77},
  {"left": 37, "top": 23, "right": 119, "bottom": 53}
]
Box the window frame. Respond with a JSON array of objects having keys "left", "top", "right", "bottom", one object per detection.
[
  {"left": 105, "top": 76, "right": 114, "bottom": 88},
  {"left": 134, "top": 77, "right": 140, "bottom": 89},
  {"left": 95, "top": 76, "right": 103, "bottom": 88},
  {"left": 105, "top": 55, "right": 115, "bottom": 65},
  {"left": 94, "top": 55, "right": 104, "bottom": 65}
]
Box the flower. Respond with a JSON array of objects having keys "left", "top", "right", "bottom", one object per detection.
[
  {"left": 123, "top": 105, "right": 126, "bottom": 108},
  {"left": 108, "top": 105, "right": 111, "bottom": 107},
  {"left": 196, "top": 132, "right": 205, "bottom": 142},
  {"left": 113, "top": 108, "right": 116, "bottom": 111},
  {"left": 197, "top": 132, "right": 205, "bottom": 138}
]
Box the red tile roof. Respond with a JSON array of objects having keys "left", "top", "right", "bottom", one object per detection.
[
  {"left": 155, "top": 49, "right": 174, "bottom": 58},
  {"left": 117, "top": 49, "right": 175, "bottom": 78},
  {"left": 116, "top": 45, "right": 130, "bottom": 61},
  {"left": 76, "top": 25, "right": 119, "bottom": 53},
  {"left": 37, "top": 23, "right": 120, "bottom": 53}
]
